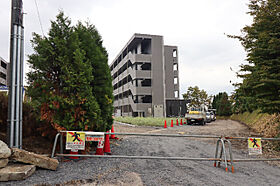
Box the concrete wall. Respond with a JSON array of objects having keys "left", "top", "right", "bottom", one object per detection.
[
  {"left": 151, "top": 35, "right": 165, "bottom": 117},
  {"left": 164, "top": 46, "right": 179, "bottom": 99}
]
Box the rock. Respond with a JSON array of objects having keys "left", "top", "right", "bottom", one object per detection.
[
  {"left": 0, "top": 140, "right": 11, "bottom": 159},
  {"left": 0, "top": 159, "right": 9, "bottom": 168},
  {"left": 11, "top": 148, "right": 59, "bottom": 171},
  {"left": 0, "top": 163, "right": 36, "bottom": 181}
]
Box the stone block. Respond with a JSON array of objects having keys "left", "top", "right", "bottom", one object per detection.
[
  {"left": 0, "top": 140, "right": 11, "bottom": 159},
  {"left": 0, "top": 163, "right": 36, "bottom": 181},
  {"left": 11, "top": 148, "right": 59, "bottom": 170},
  {"left": 0, "top": 159, "right": 8, "bottom": 168}
]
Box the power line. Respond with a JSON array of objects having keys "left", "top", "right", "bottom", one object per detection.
[{"left": 34, "top": 0, "right": 45, "bottom": 37}]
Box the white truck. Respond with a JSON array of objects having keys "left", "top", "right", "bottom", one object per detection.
[{"left": 185, "top": 106, "right": 207, "bottom": 125}]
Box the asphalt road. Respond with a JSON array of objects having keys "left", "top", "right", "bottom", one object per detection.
[{"left": 5, "top": 120, "right": 280, "bottom": 186}]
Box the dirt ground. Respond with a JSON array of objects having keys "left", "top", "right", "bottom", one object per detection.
[
  {"left": 7, "top": 119, "right": 280, "bottom": 186},
  {"left": 114, "top": 119, "right": 280, "bottom": 166}
]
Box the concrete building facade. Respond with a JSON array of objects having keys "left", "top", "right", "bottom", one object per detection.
[
  {"left": 110, "top": 33, "right": 182, "bottom": 117},
  {"left": 0, "top": 57, "right": 9, "bottom": 86}
]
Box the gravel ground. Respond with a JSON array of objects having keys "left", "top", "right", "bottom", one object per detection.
[{"left": 3, "top": 120, "right": 280, "bottom": 186}]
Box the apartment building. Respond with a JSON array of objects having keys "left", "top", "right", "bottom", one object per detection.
[
  {"left": 110, "top": 33, "right": 186, "bottom": 117},
  {"left": 0, "top": 56, "right": 9, "bottom": 86}
]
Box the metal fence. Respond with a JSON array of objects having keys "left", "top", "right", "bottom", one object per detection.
[{"left": 51, "top": 131, "right": 280, "bottom": 173}]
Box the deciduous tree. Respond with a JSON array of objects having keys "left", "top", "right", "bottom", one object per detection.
[{"left": 182, "top": 86, "right": 211, "bottom": 108}]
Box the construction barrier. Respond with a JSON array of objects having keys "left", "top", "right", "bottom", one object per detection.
[{"left": 51, "top": 131, "right": 280, "bottom": 173}]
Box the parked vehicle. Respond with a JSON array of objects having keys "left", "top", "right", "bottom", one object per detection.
[
  {"left": 185, "top": 106, "right": 207, "bottom": 125},
  {"left": 210, "top": 111, "right": 216, "bottom": 121},
  {"left": 206, "top": 112, "right": 212, "bottom": 123}
]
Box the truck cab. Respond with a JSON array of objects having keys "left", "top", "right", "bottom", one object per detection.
[{"left": 185, "top": 106, "right": 207, "bottom": 125}]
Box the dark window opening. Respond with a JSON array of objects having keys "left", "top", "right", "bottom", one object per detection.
[
  {"left": 0, "top": 72, "right": 6, "bottom": 79},
  {"left": 141, "top": 39, "right": 152, "bottom": 54},
  {"left": 1, "top": 61, "right": 7, "bottom": 69},
  {"left": 142, "top": 95, "right": 152, "bottom": 103},
  {"left": 141, "top": 79, "right": 151, "bottom": 87},
  {"left": 141, "top": 63, "right": 151, "bottom": 70}
]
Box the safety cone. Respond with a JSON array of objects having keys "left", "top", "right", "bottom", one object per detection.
[
  {"left": 95, "top": 139, "right": 104, "bottom": 155},
  {"left": 180, "top": 119, "right": 183, "bottom": 125},
  {"left": 176, "top": 119, "right": 179, "bottom": 126},
  {"left": 69, "top": 149, "right": 79, "bottom": 160},
  {"left": 103, "top": 132, "right": 111, "bottom": 154},
  {"left": 171, "top": 120, "right": 174, "bottom": 127},
  {"left": 110, "top": 125, "right": 119, "bottom": 140},
  {"left": 164, "top": 120, "right": 167, "bottom": 128}
]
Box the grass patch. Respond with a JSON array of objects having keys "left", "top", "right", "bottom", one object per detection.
[
  {"left": 231, "top": 111, "right": 280, "bottom": 138},
  {"left": 114, "top": 117, "right": 185, "bottom": 127},
  {"left": 231, "top": 111, "right": 280, "bottom": 151},
  {"left": 216, "top": 116, "right": 230, "bottom": 120}
]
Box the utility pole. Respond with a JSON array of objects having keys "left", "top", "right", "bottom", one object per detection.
[{"left": 7, "top": 0, "right": 24, "bottom": 148}]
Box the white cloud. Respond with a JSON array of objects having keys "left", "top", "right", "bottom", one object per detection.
[{"left": 0, "top": 0, "right": 252, "bottom": 96}]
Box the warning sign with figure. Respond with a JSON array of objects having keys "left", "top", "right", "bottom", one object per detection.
[
  {"left": 248, "top": 137, "right": 262, "bottom": 155},
  {"left": 66, "top": 131, "right": 85, "bottom": 150}
]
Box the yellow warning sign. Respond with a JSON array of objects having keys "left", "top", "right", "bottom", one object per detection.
[
  {"left": 248, "top": 137, "right": 262, "bottom": 155},
  {"left": 66, "top": 131, "right": 85, "bottom": 150}
]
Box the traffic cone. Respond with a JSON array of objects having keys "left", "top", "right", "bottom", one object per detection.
[
  {"left": 164, "top": 120, "right": 167, "bottom": 128},
  {"left": 110, "top": 125, "right": 118, "bottom": 140},
  {"left": 69, "top": 149, "right": 79, "bottom": 160},
  {"left": 171, "top": 120, "right": 174, "bottom": 127},
  {"left": 104, "top": 132, "right": 111, "bottom": 154},
  {"left": 95, "top": 139, "right": 104, "bottom": 155},
  {"left": 180, "top": 119, "right": 183, "bottom": 125},
  {"left": 176, "top": 119, "right": 179, "bottom": 126}
]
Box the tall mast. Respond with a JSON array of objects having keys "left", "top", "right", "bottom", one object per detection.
[{"left": 8, "top": 0, "right": 24, "bottom": 148}]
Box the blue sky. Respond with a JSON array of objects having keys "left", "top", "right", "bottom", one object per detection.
[{"left": 0, "top": 0, "right": 252, "bottom": 97}]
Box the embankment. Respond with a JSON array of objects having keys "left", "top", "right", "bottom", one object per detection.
[{"left": 230, "top": 111, "right": 280, "bottom": 138}]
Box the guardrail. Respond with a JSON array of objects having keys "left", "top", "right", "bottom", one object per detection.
[{"left": 51, "top": 131, "right": 280, "bottom": 173}]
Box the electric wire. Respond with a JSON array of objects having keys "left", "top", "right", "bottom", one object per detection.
[{"left": 34, "top": 0, "right": 45, "bottom": 37}]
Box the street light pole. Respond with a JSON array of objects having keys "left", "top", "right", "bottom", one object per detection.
[{"left": 8, "top": 0, "right": 24, "bottom": 148}]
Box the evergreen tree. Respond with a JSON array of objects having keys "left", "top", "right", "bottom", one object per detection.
[
  {"left": 75, "top": 22, "right": 113, "bottom": 131},
  {"left": 229, "top": 0, "right": 280, "bottom": 114},
  {"left": 212, "top": 92, "right": 232, "bottom": 116},
  {"left": 27, "top": 12, "right": 113, "bottom": 131}
]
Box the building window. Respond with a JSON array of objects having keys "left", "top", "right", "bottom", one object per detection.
[
  {"left": 173, "top": 49, "right": 177, "bottom": 58},
  {"left": 1, "top": 61, "right": 7, "bottom": 69},
  {"left": 0, "top": 72, "right": 6, "bottom": 80},
  {"left": 174, "top": 77, "right": 178, "bottom": 85},
  {"left": 173, "top": 63, "right": 178, "bottom": 71},
  {"left": 174, "top": 90, "right": 179, "bottom": 98}
]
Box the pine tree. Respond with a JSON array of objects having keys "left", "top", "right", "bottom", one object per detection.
[
  {"left": 229, "top": 0, "right": 280, "bottom": 114},
  {"left": 213, "top": 92, "right": 232, "bottom": 116},
  {"left": 27, "top": 12, "right": 113, "bottom": 131},
  {"left": 75, "top": 22, "right": 114, "bottom": 131}
]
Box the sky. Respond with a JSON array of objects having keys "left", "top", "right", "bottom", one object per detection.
[{"left": 0, "top": 0, "right": 253, "bottom": 97}]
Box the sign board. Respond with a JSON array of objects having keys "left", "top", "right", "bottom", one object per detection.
[
  {"left": 248, "top": 137, "right": 262, "bottom": 155},
  {"left": 85, "top": 131, "right": 104, "bottom": 142},
  {"left": 86, "top": 135, "right": 104, "bottom": 142},
  {"left": 66, "top": 131, "right": 85, "bottom": 150}
]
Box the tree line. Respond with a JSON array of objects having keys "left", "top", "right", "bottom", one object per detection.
[{"left": 229, "top": 0, "right": 280, "bottom": 114}]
